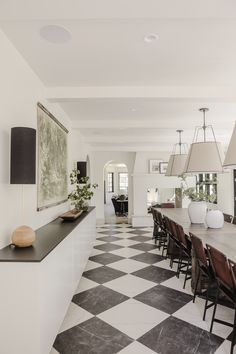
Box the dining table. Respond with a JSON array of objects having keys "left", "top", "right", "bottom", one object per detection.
[{"left": 154, "top": 208, "right": 236, "bottom": 291}]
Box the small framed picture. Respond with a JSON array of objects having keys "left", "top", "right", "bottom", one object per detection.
[
  {"left": 149, "top": 159, "right": 163, "bottom": 174},
  {"left": 159, "top": 162, "right": 168, "bottom": 174}
]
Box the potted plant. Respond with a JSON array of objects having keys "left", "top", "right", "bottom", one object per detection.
[
  {"left": 180, "top": 174, "right": 216, "bottom": 224},
  {"left": 68, "top": 169, "right": 98, "bottom": 212}
]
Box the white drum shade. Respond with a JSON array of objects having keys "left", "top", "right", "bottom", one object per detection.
[
  {"left": 184, "top": 141, "right": 225, "bottom": 173},
  {"left": 224, "top": 123, "right": 236, "bottom": 168},
  {"left": 166, "top": 154, "right": 188, "bottom": 176}
]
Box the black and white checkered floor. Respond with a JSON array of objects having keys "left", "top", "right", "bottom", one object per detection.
[{"left": 51, "top": 224, "right": 233, "bottom": 354}]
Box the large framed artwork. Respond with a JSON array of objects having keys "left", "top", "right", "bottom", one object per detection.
[{"left": 37, "top": 102, "right": 68, "bottom": 211}]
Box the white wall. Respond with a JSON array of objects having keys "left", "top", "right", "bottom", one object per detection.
[
  {"left": 132, "top": 151, "right": 195, "bottom": 226},
  {"left": 0, "top": 30, "right": 88, "bottom": 248},
  {"left": 217, "top": 170, "right": 234, "bottom": 215}
]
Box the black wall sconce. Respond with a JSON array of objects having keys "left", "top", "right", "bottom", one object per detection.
[{"left": 10, "top": 127, "right": 36, "bottom": 184}]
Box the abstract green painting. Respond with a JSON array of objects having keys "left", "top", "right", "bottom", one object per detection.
[{"left": 37, "top": 103, "right": 68, "bottom": 210}]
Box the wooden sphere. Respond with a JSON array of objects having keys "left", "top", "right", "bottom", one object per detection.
[{"left": 11, "top": 225, "right": 36, "bottom": 247}]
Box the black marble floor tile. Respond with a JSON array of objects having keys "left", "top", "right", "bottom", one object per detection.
[
  {"left": 73, "top": 285, "right": 129, "bottom": 315},
  {"left": 129, "top": 243, "right": 158, "bottom": 252},
  {"left": 134, "top": 284, "right": 193, "bottom": 314},
  {"left": 127, "top": 230, "right": 151, "bottom": 235},
  {"left": 54, "top": 317, "right": 133, "bottom": 354},
  {"left": 138, "top": 316, "right": 223, "bottom": 354},
  {"left": 83, "top": 266, "right": 126, "bottom": 284},
  {"left": 128, "top": 235, "right": 151, "bottom": 242},
  {"left": 89, "top": 253, "right": 124, "bottom": 265},
  {"left": 130, "top": 252, "right": 164, "bottom": 265},
  {"left": 132, "top": 266, "right": 176, "bottom": 284},
  {"left": 96, "top": 235, "right": 122, "bottom": 242},
  {"left": 94, "top": 243, "right": 123, "bottom": 252},
  {"left": 97, "top": 230, "right": 122, "bottom": 236}
]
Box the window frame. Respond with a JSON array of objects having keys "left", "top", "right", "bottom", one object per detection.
[
  {"left": 196, "top": 173, "right": 217, "bottom": 204},
  {"left": 107, "top": 172, "right": 114, "bottom": 193},
  {"left": 118, "top": 172, "right": 128, "bottom": 191}
]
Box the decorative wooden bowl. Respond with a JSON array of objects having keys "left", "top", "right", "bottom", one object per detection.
[{"left": 60, "top": 209, "right": 83, "bottom": 221}]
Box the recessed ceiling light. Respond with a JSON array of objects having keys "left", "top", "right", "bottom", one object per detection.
[
  {"left": 144, "top": 33, "right": 159, "bottom": 43},
  {"left": 40, "top": 25, "right": 71, "bottom": 44},
  {"left": 131, "top": 108, "right": 137, "bottom": 112}
]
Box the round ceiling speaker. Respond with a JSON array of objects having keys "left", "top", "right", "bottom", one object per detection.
[{"left": 40, "top": 25, "right": 71, "bottom": 44}]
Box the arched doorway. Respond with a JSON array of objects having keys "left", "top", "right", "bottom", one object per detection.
[{"left": 103, "top": 161, "right": 129, "bottom": 224}]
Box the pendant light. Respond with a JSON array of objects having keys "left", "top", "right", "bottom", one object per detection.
[
  {"left": 223, "top": 122, "right": 236, "bottom": 168},
  {"left": 166, "top": 130, "right": 188, "bottom": 176},
  {"left": 184, "top": 108, "right": 224, "bottom": 173}
]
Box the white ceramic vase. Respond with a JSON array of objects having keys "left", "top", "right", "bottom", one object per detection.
[
  {"left": 188, "top": 201, "right": 207, "bottom": 224},
  {"left": 206, "top": 210, "right": 224, "bottom": 229}
]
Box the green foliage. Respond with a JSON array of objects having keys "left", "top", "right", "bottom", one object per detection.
[
  {"left": 179, "top": 173, "right": 217, "bottom": 203},
  {"left": 68, "top": 169, "right": 98, "bottom": 210}
]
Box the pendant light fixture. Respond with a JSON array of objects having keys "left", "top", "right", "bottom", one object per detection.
[
  {"left": 184, "top": 108, "right": 224, "bottom": 173},
  {"left": 166, "top": 130, "right": 188, "bottom": 176},
  {"left": 223, "top": 122, "right": 236, "bottom": 168}
]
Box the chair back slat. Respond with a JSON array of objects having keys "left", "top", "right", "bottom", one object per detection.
[
  {"left": 190, "top": 233, "right": 207, "bottom": 268},
  {"left": 175, "top": 223, "right": 188, "bottom": 248},
  {"left": 228, "top": 259, "right": 236, "bottom": 291},
  {"left": 206, "top": 244, "right": 233, "bottom": 290}
]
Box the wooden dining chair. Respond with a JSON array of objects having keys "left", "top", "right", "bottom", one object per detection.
[
  {"left": 175, "top": 223, "right": 192, "bottom": 288},
  {"left": 223, "top": 213, "right": 233, "bottom": 223},
  {"left": 190, "top": 233, "right": 215, "bottom": 320},
  {"left": 206, "top": 244, "right": 236, "bottom": 354}
]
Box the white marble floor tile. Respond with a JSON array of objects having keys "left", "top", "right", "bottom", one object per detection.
[
  {"left": 90, "top": 248, "right": 105, "bottom": 257},
  {"left": 160, "top": 275, "right": 192, "bottom": 295},
  {"left": 153, "top": 258, "right": 178, "bottom": 272},
  {"left": 104, "top": 274, "right": 155, "bottom": 297},
  {"left": 75, "top": 276, "right": 99, "bottom": 294},
  {"left": 214, "top": 340, "right": 232, "bottom": 354},
  {"left": 85, "top": 260, "right": 103, "bottom": 271},
  {"left": 93, "top": 239, "right": 106, "bottom": 246},
  {"left": 50, "top": 347, "right": 60, "bottom": 354},
  {"left": 112, "top": 239, "right": 140, "bottom": 247},
  {"left": 117, "top": 341, "right": 156, "bottom": 354},
  {"left": 98, "top": 299, "right": 169, "bottom": 339},
  {"left": 59, "top": 303, "right": 93, "bottom": 333},
  {"left": 108, "top": 259, "right": 148, "bottom": 273},
  {"left": 110, "top": 247, "right": 144, "bottom": 258}
]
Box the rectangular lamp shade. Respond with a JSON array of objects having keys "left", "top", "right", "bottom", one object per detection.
[
  {"left": 165, "top": 154, "right": 188, "bottom": 176},
  {"left": 77, "top": 161, "right": 87, "bottom": 180},
  {"left": 10, "top": 127, "right": 36, "bottom": 184},
  {"left": 224, "top": 123, "right": 236, "bottom": 167},
  {"left": 184, "top": 141, "right": 225, "bottom": 173}
]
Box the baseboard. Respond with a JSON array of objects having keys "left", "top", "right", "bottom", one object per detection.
[{"left": 96, "top": 218, "right": 105, "bottom": 225}]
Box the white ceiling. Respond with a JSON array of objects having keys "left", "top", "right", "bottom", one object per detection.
[{"left": 1, "top": 0, "right": 236, "bottom": 151}]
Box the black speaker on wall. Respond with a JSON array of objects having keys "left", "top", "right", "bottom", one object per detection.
[
  {"left": 77, "top": 161, "right": 87, "bottom": 181},
  {"left": 10, "top": 127, "right": 36, "bottom": 184}
]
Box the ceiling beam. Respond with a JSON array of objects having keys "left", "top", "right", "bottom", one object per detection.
[{"left": 46, "top": 86, "right": 236, "bottom": 101}]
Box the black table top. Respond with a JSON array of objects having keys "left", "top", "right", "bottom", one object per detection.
[{"left": 0, "top": 207, "right": 95, "bottom": 263}]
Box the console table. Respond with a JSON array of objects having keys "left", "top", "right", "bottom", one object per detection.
[{"left": 0, "top": 207, "right": 96, "bottom": 354}]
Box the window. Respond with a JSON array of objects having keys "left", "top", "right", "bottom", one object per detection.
[
  {"left": 119, "top": 173, "right": 128, "bottom": 191},
  {"left": 107, "top": 172, "right": 114, "bottom": 193},
  {"left": 196, "top": 173, "right": 217, "bottom": 204}
]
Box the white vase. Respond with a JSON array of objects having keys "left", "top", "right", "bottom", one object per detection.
[
  {"left": 206, "top": 210, "right": 224, "bottom": 229},
  {"left": 188, "top": 201, "right": 207, "bottom": 224}
]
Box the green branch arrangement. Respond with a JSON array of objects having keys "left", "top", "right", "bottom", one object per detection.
[
  {"left": 179, "top": 173, "right": 217, "bottom": 203},
  {"left": 68, "top": 169, "right": 98, "bottom": 211}
]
